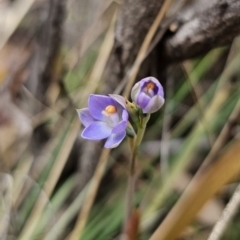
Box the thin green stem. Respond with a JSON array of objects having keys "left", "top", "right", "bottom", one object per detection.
[{"left": 123, "top": 114, "right": 150, "bottom": 235}]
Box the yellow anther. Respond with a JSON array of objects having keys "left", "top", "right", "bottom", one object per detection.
[
  {"left": 105, "top": 105, "right": 117, "bottom": 114},
  {"left": 146, "top": 82, "right": 155, "bottom": 90}
]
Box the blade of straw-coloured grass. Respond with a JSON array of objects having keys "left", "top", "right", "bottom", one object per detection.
[
  {"left": 143, "top": 52, "right": 238, "bottom": 229},
  {"left": 32, "top": 174, "right": 78, "bottom": 238},
  {"left": 0, "top": 0, "right": 36, "bottom": 50},
  {"left": 68, "top": 148, "right": 110, "bottom": 240},
  {"left": 19, "top": 116, "right": 79, "bottom": 240},
  {"left": 144, "top": 81, "right": 232, "bottom": 217},
  {"left": 149, "top": 140, "right": 240, "bottom": 240},
  {"left": 14, "top": 116, "right": 67, "bottom": 211},
  {"left": 160, "top": 75, "right": 173, "bottom": 181},
  {"left": 153, "top": 96, "right": 240, "bottom": 240},
  {"left": 123, "top": 0, "right": 173, "bottom": 97},
  {"left": 207, "top": 183, "right": 240, "bottom": 240},
  {"left": 83, "top": 184, "right": 145, "bottom": 240},
  {"left": 18, "top": 113, "right": 76, "bottom": 226},
  {"left": 83, "top": 189, "right": 124, "bottom": 229},
  {"left": 51, "top": 175, "right": 78, "bottom": 210},
  {"left": 65, "top": 15, "right": 116, "bottom": 239},
  {"left": 43, "top": 184, "right": 88, "bottom": 240},
  {"left": 181, "top": 62, "right": 213, "bottom": 146},
  {"left": 82, "top": 199, "right": 124, "bottom": 240},
  {"left": 200, "top": 99, "right": 240, "bottom": 170},
  {"left": 21, "top": 85, "right": 68, "bottom": 128},
  {"left": 12, "top": 154, "right": 33, "bottom": 207},
  {"left": 0, "top": 173, "right": 13, "bottom": 238},
  {"left": 64, "top": 15, "right": 116, "bottom": 239},
  {"left": 141, "top": 86, "right": 240, "bottom": 232},
  {"left": 146, "top": 48, "right": 224, "bottom": 139},
  {"left": 43, "top": 157, "right": 118, "bottom": 240},
  {"left": 171, "top": 53, "right": 240, "bottom": 138},
  {"left": 65, "top": 0, "right": 116, "bottom": 69},
  {"left": 42, "top": 13, "right": 116, "bottom": 240},
  {"left": 66, "top": 50, "right": 98, "bottom": 94},
  {"left": 74, "top": 10, "right": 116, "bottom": 103},
  {"left": 173, "top": 49, "right": 224, "bottom": 105}
]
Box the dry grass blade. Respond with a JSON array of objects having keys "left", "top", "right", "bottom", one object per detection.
[
  {"left": 181, "top": 62, "right": 213, "bottom": 147},
  {"left": 0, "top": 173, "right": 13, "bottom": 238},
  {"left": 207, "top": 183, "right": 240, "bottom": 240},
  {"left": 160, "top": 76, "right": 173, "bottom": 181},
  {"left": 66, "top": 18, "right": 116, "bottom": 239},
  {"left": 123, "top": 0, "right": 173, "bottom": 97},
  {"left": 68, "top": 148, "right": 110, "bottom": 240},
  {"left": 199, "top": 99, "right": 240, "bottom": 171},
  {"left": 12, "top": 155, "right": 33, "bottom": 207},
  {"left": 74, "top": 11, "right": 116, "bottom": 103},
  {"left": 145, "top": 81, "right": 231, "bottom": 217},
  {"left": 65, "top": 0, "right": 116, "bottom": 69},
  {"left": 13, "top": 120, "right": 65, "bottom": 210},
  {"left": 149, "top": 140, "right": 240, "bottom": 240},
  {"left": 0, "top": 0, "right": 36, "bottom": 51},
  {"left": 18, "top": 117, "right": 80, "bottom": 240}
]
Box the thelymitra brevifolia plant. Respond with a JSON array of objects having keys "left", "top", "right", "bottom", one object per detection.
[{"left": 77, "top": 76, "right": 164, "bottom": 239}]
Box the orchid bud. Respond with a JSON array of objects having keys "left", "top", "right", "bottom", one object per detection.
[{"left": 131, "top": 77, "right": 165, "bottom": 114}]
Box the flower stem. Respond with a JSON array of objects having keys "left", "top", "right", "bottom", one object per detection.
[{"left": 123, "top": 114, "right": 150, "bottom": 235}]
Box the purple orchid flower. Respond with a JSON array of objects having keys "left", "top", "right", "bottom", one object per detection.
[
  {"left": 77, "top": 94, "right": 128, "bottom": 148},
  {"left": 131, "top": 76, "right": 165, "bottom": 114}
]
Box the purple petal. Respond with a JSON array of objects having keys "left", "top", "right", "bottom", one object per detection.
[
  {"left": 136, "top": 92, "right": 151, "bottom": 108},
  {"left": 88, "top": 94, "right": 115, "bottom": 120},
  {"left": 112, "top": 120, "right": 128, "bottom": 134},
  {"left": 139, "top": 77, "right": 164, "bottom": 97},
  {"left": 109, "top": 94, "right": 126, "bottom": 108},
  {"left": 82, "top": 122, "right": 112, "bottom": 140},
  {"left": 104, "top": 131, "right": 126, "bottom": 148},
  {"left": 143, "top": 95, "right": 165, "bottom": 114},
  {"left": 77, "top": 108, "right": 95, "bottom": 127},
  {"left": 131, "top": 82, "right": 141, "bottom": 102},
  {"left": 147, "top": 77, "right": 160, "bottom": 85},
  {"left": 156, "top": 84, "right": 164, "bottom": 98},
  {"left": 105, "top": 112, "right": 120, "bottom": 127},
  {"left": 122, "top": 109, "right": 128, "bottom": 121},
  {"left": 147, "top": 77, "right": 164, "bottom": 98},
  {"left": 138, "top": 77, "right": 149, "bottom": 86}
]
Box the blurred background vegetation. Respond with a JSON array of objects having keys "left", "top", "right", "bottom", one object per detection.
[{"left": 0, "top": 0, "right": 240, "bottom": 240}]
